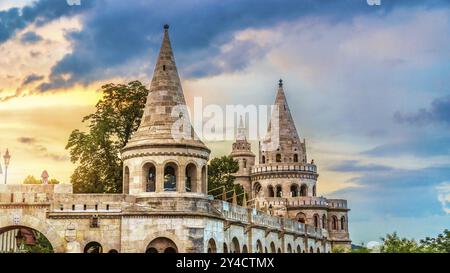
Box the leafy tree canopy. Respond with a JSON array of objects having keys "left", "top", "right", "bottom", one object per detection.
[
  {"left": 23, "top": 175, "right": 59, "bottom": 185},
  {"left": 207, "top": 156, "right": 243, "bottom": 203},
  {"left": 66, "top": 81, "right": 148, "bottom": 193}
]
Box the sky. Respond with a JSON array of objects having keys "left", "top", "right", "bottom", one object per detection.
[{"left": 0, "top": 0, "right": 449, "bottom": 244}]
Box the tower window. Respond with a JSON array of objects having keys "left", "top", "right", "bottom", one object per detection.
[
  {"left": 294, "top": 154, "right": 298, "bottom": 162},
  {"left": 276, "top": 154, "right": 281, "bottom": 163},
  {"left": 262, "top": 155, "right": 266, "bottom": 164},
  {"left": 163, "top": 65, "right": 166, "bottom": 71}
]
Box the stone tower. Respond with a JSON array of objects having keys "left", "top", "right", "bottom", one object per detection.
[
  {"left": 121, "top": 25, "right": 210, "bottom": 196},
  {"left": 260, "top": 79, "right": 307, "bottom": 166},
  {"left": 230, "top": 116, "right": 255, "bottom": 198}
]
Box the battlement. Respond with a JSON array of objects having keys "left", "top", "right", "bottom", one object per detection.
[
  {"left": 0, "top": 184, "right": 72, "bottom": 204},
  {"left": 256, "top": 196, "right": 348, "bottom": 210}
]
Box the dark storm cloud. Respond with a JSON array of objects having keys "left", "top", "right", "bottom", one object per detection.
[
  {"left": 17, "top": 136, "right": 69, "bottom": 161},
  {"left": 0, "top": 0, "right": 93, "bottom": 44},
  {"left": 394, "top": 95, "right": 450, "bottom": 126},
  {"left": 22, "top": 74, "right": 44, "bottom": 85},
  {"left": 37, "top": 0, "right": 450, "bottom": 91},
  {"left": 20, "top": 31, "right": 43, "bottom": 44}
]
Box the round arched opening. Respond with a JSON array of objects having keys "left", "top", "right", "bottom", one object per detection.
[
  {"left": 253, "top": 182, "right": 262, "bottom": 196},
  {"left": 223, "top": 243, "right": 228, "bottom": 253},
  {"left": 300, "top": 184, "right": 308, "bottom": 196},
  {"left": 143, "top": 162, "right": 156, "bottom": 192},
  {"left": 267, "top": 185, "right": 275, "bottom": 197},
  {"left": 270, "top": 242, "right": 276, "bottom": 253},
  {"left": 290, "top": 184, "right": 299, "bottom": 197},
  {"left": 164, "top": 163, "right": 178, "bottom": 191},
  {"left": 145, "top": 237, "right": 178, "bottom": 253},
  {"left": 297, "top": 245, "right": 301, "bottom": 253},
  {"left": 207, "top": 238, "right": 217, "bottom": 253},
  {"left": 296, "top": 212, "right": 307, "bottom": 224},
  {"left": 309, "top": 246, "right": 314, "bottom": 253},
  {"left": 256, "top": 240, "right": 263, "bottom": 253},
  {"left": 275, "top": 185, "right": 282, "bottom": 197},
  {"left": 242, "top": 245, "right": 248, "bottom": 253},
  {"left": 231, "top": 237, "right": 240, "bottom": 253},
  {"left": 84, "top": 241, "right": 103, "bottom": 253},
  {"left": 185, "top": 163, "right": 197, "bottom": 192},
  {"left": 108, "top": 249, "right": 119, "bottom": 253},
  {"left": 287, "top": 244, "right": 292, "bottom": 253},
  {"left": 0, "top": 226, "right": 54, "bottom": 253}
]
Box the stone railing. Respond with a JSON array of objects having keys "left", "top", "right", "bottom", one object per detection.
[
  {"left": 251, "top": 163, "right": 317, "bottom": 175},
  {"left": 212, "top": 200, "right": 323, "bottom": 239},
  {"left": 328, "top": 199, "right": 348, "bottom": 209},
  {"left": 259, "top": 196, "right": 329, "bottom": 208},
  {"left": 0, "top": 184, "right": 72, "bottom": 204}
]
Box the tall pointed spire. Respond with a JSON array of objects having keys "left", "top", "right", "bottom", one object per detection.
[
  {"left": 261, "top": 79, "right": 306, "bottom": 164},
  {"left": 125, "top": 25, "right": 208, "bottom": 151},
  {"left": 236, "top": 115, "right": 246, "bottom": 141}
]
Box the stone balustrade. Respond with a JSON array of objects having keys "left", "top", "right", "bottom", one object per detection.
[
  {"left": 259, "top": 196, "right": 330, "bottom": 208},
  {"left": 251, "top": 163, "right": 317, "bottom": 175},
  {"left": 212, "top": 200, "right": 323, "bottom": 239},
  {"left": 327, "top": 199, "right": 348, "bottom": 209}
]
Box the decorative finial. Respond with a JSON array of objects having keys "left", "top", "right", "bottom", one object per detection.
[
  {"left": 279, "top": 79, "right": 283, "bottom": 88},
  {"left": 164, "top": 24, "right": 169, "bottom": 30}
]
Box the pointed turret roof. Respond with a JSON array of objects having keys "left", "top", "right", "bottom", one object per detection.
[
  {"left": 262, "top": 79, "right": 303, "bottom": 155},
  {"left": 124, "top": 25, "right": 208, "bottom": 151},
  {"left": 236, "top": 116, "right": 246, "bottom": 141}
]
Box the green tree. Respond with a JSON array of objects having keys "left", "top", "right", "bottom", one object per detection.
[
  {"left": 380, "top": 232, "right": 422, "bottom": 253},
  {"left": 207, "top": 156, "right": 243, "bottom": 203},
  {"left": 23, "top": 175, "right": 41, "bottom": 184},
  {"left": 420, "top": 229, "right": 450, "bottom": 253},
  {"left": 66, "top": 81, "right": 148, "bottom": 193},
  {"left": 22, "top": 231, "right": 54, "bottom": 253}
]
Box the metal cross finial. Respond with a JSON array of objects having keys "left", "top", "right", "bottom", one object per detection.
[{"left": 279, "top": 79, "right": 283, "bottom": 88}]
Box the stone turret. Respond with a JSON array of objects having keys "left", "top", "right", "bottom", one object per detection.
[
  {"left": 260, "top": 79, "right": 306, "bottom": 165},
  {"left": 230, "top": 116, "right": 255, "bottom": 197},
  {"left": 121, "top": 25, "right": 210, "bottom": 196}
]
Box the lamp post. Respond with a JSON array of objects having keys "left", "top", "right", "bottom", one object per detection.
[{"left": 3, "top": 149, "right": 11, "bottom": 184}]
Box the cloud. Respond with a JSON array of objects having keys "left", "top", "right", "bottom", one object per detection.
[
  {"left": 17, "top": 137, "right": 37, "bottom": 144},
  {"left": 22, "top": 74, "right": 44, "bottom": 86},
  {"left": 329, "top": 160, "right": 393, "bottom": 172},
  {"left": 20, "top": 31, "right": 43, "bottom": 44},
  {"left": 436, "top": 182, "right": 450, "bottom": 214},
  {"left": 362, "top": 136, "right": 450, "bottom": 157},
  {"left": 16, "top": 136, "right": 69, "bottom": 162},
  {"left": 394, "top": 95, "right": 450, "bottom": 126},
  {"left": 36, "top": 0, "right": 450, "bottom": 91}
]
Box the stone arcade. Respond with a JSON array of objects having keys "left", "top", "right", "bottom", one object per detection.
[{"left": 0, "top": 25, "right": 350, "bottom": 253}]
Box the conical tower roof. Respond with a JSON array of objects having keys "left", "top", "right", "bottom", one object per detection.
[
  {"left": 124, "top": 25, "right": 208, "bottom": 152},
  {"left": 261, "top": 80, "right": 306, "bottom": 163}
]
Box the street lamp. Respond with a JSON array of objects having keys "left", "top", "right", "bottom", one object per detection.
[{"left": 3, "top": 149, "right": 11, "bottom": 184}]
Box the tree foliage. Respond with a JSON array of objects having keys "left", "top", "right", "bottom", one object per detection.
[
  {"left": 66, "top": 81, "right": 148, "bottom": 193},
  {"left": 23, "top": 175, "right": 59, "bottom": 184},
  {"left": 207, "top": 156, "right": 243, "bottom": 203},
  {"left": 420, "top": 229, "right": 450, "bottom": 253},
  {"left": 22, "top": 231, "right": 54, "bottom": 253},
  {"left": 380, "top": 230, "right": 450, "bottom": 253}
]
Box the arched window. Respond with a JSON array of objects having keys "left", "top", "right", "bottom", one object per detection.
[
  {"left": 270, "top": 242, "right": 276, "bottom": 253},
  {"left": 276, "top": 185, "right": 282, "bottom": 197},
  {"left": 293, "top": 154, "right": 298, "bottom": 162},
  {"left": 341, "top": 216, "right": 346, "bottom": 231},
  {"left": 242, "top": 245, "right": 248, "bottom": 253},
  {"left": 287, "top": 244, "right": 292, "bottom": 253},
  {"left": 317, "top": 248, "right": 320, "bottom": 253},
  {"left": 243, "top": 159, "right": 247, "bottom": 169},
  {"left": 296, "top": 212, "right": 306, "bottom": 224},
  {"left": 124, "top": 166, "right": 130, "bottom": 194},
  {"left": 262, "top": 155, "right": 266, "bottom": 164},
  {"left": 297, "top": 245, "right": 301, "bottom": 253},
  {"left": 146, "top": 237, "right": 178, "bottom": 253},
  {"left": 332, "top": 216, "right": 338, "bottom": 230},
  {"left": 276, "top": 154, "right": 281, "bottom": 163},
  {"left": 290, "top": 184, "right": 299, "bottom": 197},
  {"left": 164, "top": 163, "right": 178, "bottom": 191},
  {"left": 185, "top": 163, "right": 197, "bottom": 192},
  {"left": 265, "top": 247, "right": 268, "bottom": 253},
  {"left": 207, "top": 238, "right": 217, "bottom": 253},
  {"left": 256, "top": 240, "right": 263, "bottom": 253},
  {"left": 143, "top": 163, "right": 156, "bottom": 192},
  {"left": 277, "top": 248, "right": 282, "bottom": 253},
  {"left": 223, "top": 243, "right": 228, "bottom": 253},
  {"left": 201, "top": 165, "right": 207, "bottom": 193},
  {"left": 231, "top": 237, "right": 240, "bottom": 253},
  {"left": 84, "top": 242, "right": 103, "bottom": 253},
  {"left": 322, "top": 214, "right": 327, "bottom": 229},
  {"left": 268, "top": 185, "right": 275, "bottom": 197},
  {"left": 253, "top": 182, "right": 262, "bottom": 196},
  {"left": 300, "top": 184, "right": 308, "bottom": 196},
  {"left": 309, "top": 246, "right": 314, "bottom": 253},
  {"left": 313, "top": 214, "right": 320, "bottom": 229},
  {"left": 312, "top": 185, "right": 316, "bottom": 197}
]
